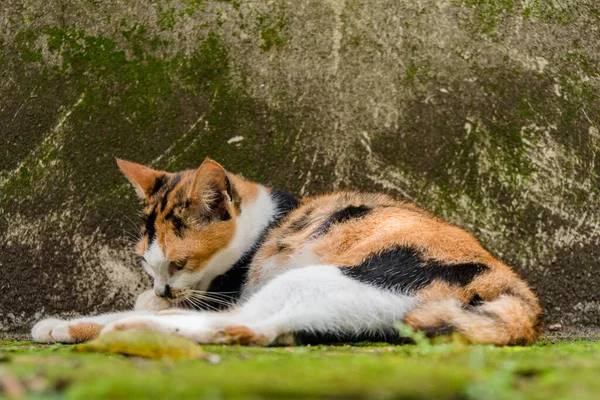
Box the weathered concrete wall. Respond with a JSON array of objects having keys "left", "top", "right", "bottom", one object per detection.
[{"left": 1, "top": 0, "right": 599, "bottom": 334}]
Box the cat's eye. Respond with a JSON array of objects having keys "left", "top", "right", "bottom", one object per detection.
[
  {"left": 173, "top": 259, "right": 187, "bottom": 270},
  {"left": 168, "top": 259, "right": 187, "bottom": 275}
]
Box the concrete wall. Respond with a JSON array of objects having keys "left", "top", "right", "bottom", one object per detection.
[{"left": 1, "top": 0, "right": 599, "bottom": 334}]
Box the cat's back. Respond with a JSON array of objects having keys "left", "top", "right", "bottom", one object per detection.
[{"left": 246, "top": 191, "right": 504, "bottom": 292}]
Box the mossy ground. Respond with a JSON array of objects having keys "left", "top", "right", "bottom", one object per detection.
[{"left": 1, "top": 336, "right": 599, "bottom": 399}]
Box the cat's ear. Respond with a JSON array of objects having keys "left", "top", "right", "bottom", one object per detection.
[
  {"left": 187, "top": 157, "right": 233, "bottom": 219},
  {"left": 116, "top": 158, "right": 167, "bottom": 199}
]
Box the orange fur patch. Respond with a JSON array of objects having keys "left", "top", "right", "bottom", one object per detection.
[
  {"left": 220, "top": 326, "right": 270, "bottom": 346},
  {"left": 67, "top": 323, "right": 103, "bottom": 342},
  {"left": 229, "top": 174, "right": 259, "bottom": 205}
]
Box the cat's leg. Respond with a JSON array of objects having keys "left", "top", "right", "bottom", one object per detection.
[
  {"left": 32, "top": 289, "right": 173, "bottom": 343},
  {"left": 101, "top": 265, "right": 415, "bottom": 345},
  {"left": 31, "top": 311, "right": 154, "bottom": 344}
]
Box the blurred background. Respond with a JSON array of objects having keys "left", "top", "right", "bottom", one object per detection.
[{"left": 1, "top": 0, "right": 599, "bottom": 336}]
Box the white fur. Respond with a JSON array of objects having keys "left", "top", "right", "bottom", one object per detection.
[
  {"left": 31, "top": 318, "right": 63, "bottom": 343},
  {"left": 134, "top": 289, "right": 172, "bottom": 311},
  {"left": 243, "top": 242, "right": 320, "bottom": 297},
  {"left": 100, "top": 266, "right": 415, "bottom": 344},
  {"left": 143, "top": 241, "right": 169, "bottom": 294}
]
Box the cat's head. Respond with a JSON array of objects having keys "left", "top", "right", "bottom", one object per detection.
[{"left": 117, "top": 157, "right": 241, "bottom": 303}]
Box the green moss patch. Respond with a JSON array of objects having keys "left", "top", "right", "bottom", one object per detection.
[{"left": 1, "top": 338, "right": 599, "bottom": 399}]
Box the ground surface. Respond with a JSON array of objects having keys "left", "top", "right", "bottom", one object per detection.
[{"left": 1, "top": 335, "right": 599, "bottom": 399}]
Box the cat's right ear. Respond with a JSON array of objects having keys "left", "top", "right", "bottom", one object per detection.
[{"left": 116, "top": 158, "right": 168, "bottom": 199}]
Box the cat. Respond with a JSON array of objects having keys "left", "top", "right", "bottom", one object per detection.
[{"left": 31, "top": 157, "right": 543, "bottom": 345}]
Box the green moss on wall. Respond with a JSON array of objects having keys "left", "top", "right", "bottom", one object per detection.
[{"left": 256, "top": 3, "right": 289, "bottom": 51}]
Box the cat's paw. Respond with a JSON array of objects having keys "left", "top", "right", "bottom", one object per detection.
[
  {"left": 31, "top": 318, "right": 103, "bottom": 343},
  {"left": 134, "top": 290, "right": 172, "bottom": 311},
  {"left": 31, "top": 318, "right": 63, "bottom": 343}
]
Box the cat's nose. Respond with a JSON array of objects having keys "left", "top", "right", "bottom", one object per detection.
[{"left": 155, "top": 284, "right": 172, "bottom": 298}]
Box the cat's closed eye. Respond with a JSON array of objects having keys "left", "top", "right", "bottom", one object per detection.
[{"left": 169, "top": 259, "right": 187, "bottom": 274}]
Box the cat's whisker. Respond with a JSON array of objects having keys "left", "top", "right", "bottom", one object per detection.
[
  {"left": 189, "top": 296, "right": 220, "bottom": 312},
  {"left": 183, "top": 293, "right": 222, "bottom": 312},
  {"left": 188, "top": 291, "right": 232, "bottom": 303},
  {"left": 199, "top": 299, "right": 233, "bottom": 309},
  {"left": 121, "top": 212, "right": 142, "bottom": 232},
  {"left": 119, "top": 213, "right": 143, "bottom": 239},
  {"left": 121, "top": 231, "right": 140, "bottom": 245},
  {"left": 188, "top": 290, "right": 238, "bottom": 301},
  {"left": 177, "top": 297, "right": 192, "bottom": 309},
  {"left": 188, "top": 293, "right": 233, "bottom": 308},
  {"left": 120, "top": 226, "right": 138, "bottom": 238},
  {"left": 181, "top": 295, "right": 201, "bottom": 310},
  {"left": 202, "top": 295, "right": 236, "bottom": 307},
  {"left": 196, "top": 295, "right": 236, "bottom": 306},
  {"left": 203, "top": 292, "right": 238, "bottom": 299},
  {"left": 188, "top": 293, "right": 237, "bottom": 308},
  {"left": 182, "top": 297, "right": 200, "bottom": 310},
  {"left": 188, "top": 290, "right": 239, "bottom": 294},
  {"left": 188, "top": 293, "right": 225, "bottom": 306}
]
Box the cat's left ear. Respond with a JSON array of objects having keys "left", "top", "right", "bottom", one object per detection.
[
  {"left": 116, "top": 158, "right": 168, "bottom": 199},
  {"left": 187, "top": 157, "right": 234, "bottom": 220}
]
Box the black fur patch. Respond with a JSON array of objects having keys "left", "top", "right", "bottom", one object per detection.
[
  {"left": 288, "top": 214, "right": 311, "bottom": 232},
  {"left": 160, "top": 192, "right": 169, "bottom": 212},
  {"left": 341, "top": 247, "right": 488, "bottom": 294},
  {"left": 143, "top": 207, "right": 157, "bottom": 243},
  {"left": 312, "top": 205, "right": 371, "bottom": 237},
  {"left": 288, "top": 207, "right": 313, "bottom": 232},
  {"left": 467, "top": 294, "right": 485, "bottom": 308},
  {"left": 149, "top": 175, "right": 167, "bottom": 196},
  {"left": 422, "top": 325, "right": 456, "bottom": 338},
  {"left": 272, "top": 190, "right": 300, "bottom": 215},
  {"left": 472, "top": 307, "right": 504, "bottom": 324},
  {"left": 164, "top": 209, "right": 187, "bottom": 237},
  {"left": 160, "top": 174, "right": 183, "bottom": 211},
  {"left": 224, "top": 175, "right": 233, "bottom": 201},
  {"left": 293, "top": 330, "right": 411, "bottom": 345},
  {"left": 168, "top": 173, "right": 183, "bottom": 191}
]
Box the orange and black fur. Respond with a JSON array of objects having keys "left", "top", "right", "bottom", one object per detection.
[{"left": 32, "top": 158, "right": 542, "bottom": 346}]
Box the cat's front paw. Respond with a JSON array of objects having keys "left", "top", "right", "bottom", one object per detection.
[
  {"left": 134, "top": 289, "right": 172, "bottom": 311},
  {"left": 31, "top": 318, "right": 103, "bottom": 343},
  {"left": 31, "top": 318, "right": 63, "bottom": 343}
]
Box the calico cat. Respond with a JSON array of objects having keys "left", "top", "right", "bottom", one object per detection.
[{"left": 31, "top": 158, "right": 542, "bottom": 345}]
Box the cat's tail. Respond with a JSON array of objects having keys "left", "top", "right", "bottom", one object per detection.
[{"left": 403, "top": 274, "right": 543, "bottom": 345}]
